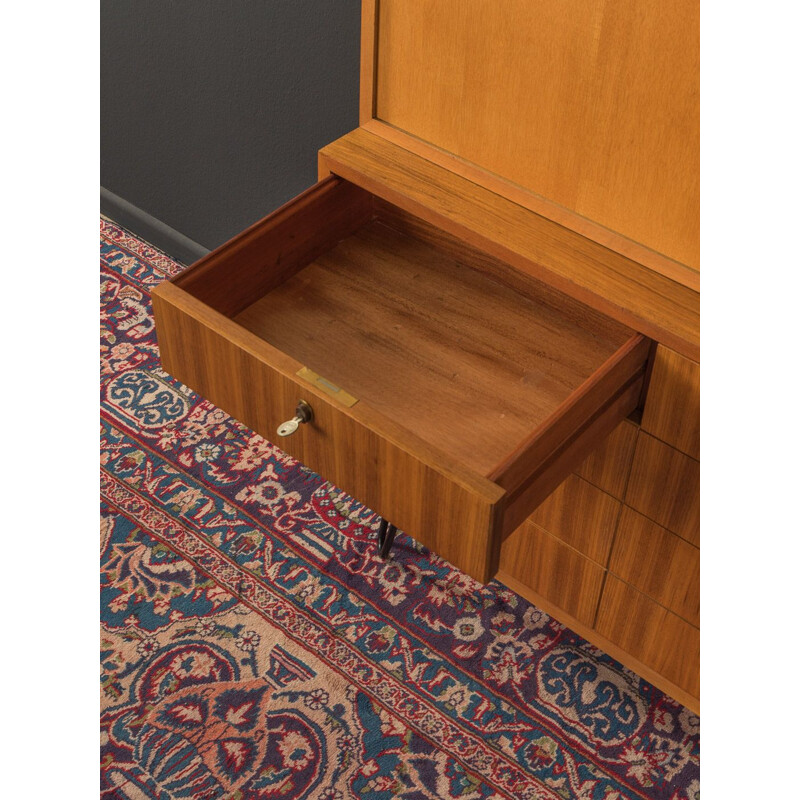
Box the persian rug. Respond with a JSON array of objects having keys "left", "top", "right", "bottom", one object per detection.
[{"left": 100, "top": 216, "right": 699, "bottom": 800}]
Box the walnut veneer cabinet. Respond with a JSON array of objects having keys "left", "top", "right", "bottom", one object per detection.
[{"left": 152, "top": 1, "right": 700, "bottom": 713}]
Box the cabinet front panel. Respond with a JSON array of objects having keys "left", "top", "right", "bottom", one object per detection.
[
  {"left": 595, "top": 575, "right": 700, "bottom": 700},
  {"left": 626, "top": 433, "right": 700, "bottom": 546},
  {"left": 642, "top": 345, "right": 700, "bottom": 459},
  {"left": 527, "top": 474, "right": 620, "bottom": 565},
  {"left": 610, "top": 506, "right": 700, "bottom": 627},
  {"left": 499, "top": 522, "right": 605, "bottom": 627},
  {"left": 375, "top": 0, "right": 699, "bottom": 269},
  {"left": 574, "top": 418, "right": 639, "bottom": 499}
]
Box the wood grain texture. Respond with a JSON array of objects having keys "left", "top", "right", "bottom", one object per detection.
[
  {"left": 626, "top": 433, "right": 700, "bottom": 546},
  {"left": 575, "top": 419, "right": 639, "bottom": 499},
  {"left": 319, "top": 128, "right": 700, "bottom": 360},
  {"left": 173, "top": 177, "right": 373, "bottom": 318},
  {"left": 609, "top": 506, "right": 699, "bottom": 626},
  {"left": 641, "top": 346, "right": 700, "bottom": 459},
  {"left": 234, "top": 217, "right": 631, "bottom": 479},
  {"left": 152, "top": 281, "right": 505, "bottom": 583},
  {"left": 496, "top": 570, "right": 700, "bottom": 713},
  {"left": 501, "top": 372, "right": 643, "bottom": 538},
  {"left": 499, "top": 523, "right": 605, "bottom": 627},
  {"left": 373, "top": 198, "right": 644, "bottom": 333},
  {"left": 152, "top": 173, "right": 656, "bottom": 582},
  {"left": 362, "top": 119, "right": 700, "bottom": 293},
  {"left": 595, "top": 575, "right": 700, "bottom": 702},
  {"left": 527, "top": 475, "right": 620, "bottom": 565},
  {"left": 489, "top": 335, "right": 648, "bottom": 491},
  {"left": 374, "top": 0, "right": 699, "bottom": 269}
]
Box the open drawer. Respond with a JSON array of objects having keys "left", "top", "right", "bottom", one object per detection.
[{"left": 152, "top": 176, "right": 649, "bottom": 583}]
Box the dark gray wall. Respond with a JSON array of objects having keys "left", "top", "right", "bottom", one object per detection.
[{"left": 101, "top": 0, "right": 360, "bottom": 258}]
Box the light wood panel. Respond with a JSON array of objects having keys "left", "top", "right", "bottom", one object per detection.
[
  {"left": 234, "top": 218, "right": 633, "bottom": 478},
  {"left": 642, "top": 346, "right": 700, "bottom": 459},
  {"left": 595, "top": 575, "right": 699, "bottom": 701},
  {"left": 626, "top": 434, "right": 700, "bottom": 546},
  {"left": 319, "top": 129, "right": 700, "bottom": 360},
  {"left": 575, "top": 419, "right": 639, "bottom": 499},
  {"left": 610, "top": 507, "right": 700, "bottom": 626},
  {"left": 499, "top": 523, "right": 605, "bottom": 627},
  {"left": 496, "top": 570, "right": 700, "bottom": 713},
  {"left": 527, "top": 475, "right": 620, "bottom": 565},
  {"left": 152, "top": 281, "right": 505, "bottom": 583},
  {"left": 360, "top": 119, "right": 699, "bottom": 294},
  {"left": 373, "top": 0, "right": 699, "bottom": 269}
]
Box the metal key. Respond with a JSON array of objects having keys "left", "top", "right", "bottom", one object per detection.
[{"left": 277, "top": 400, "right": 314, "bottom": 437}]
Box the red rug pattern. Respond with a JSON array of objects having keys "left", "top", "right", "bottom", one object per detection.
[{"left": 100, "top": 217, "right": 699, "bottom": 799}]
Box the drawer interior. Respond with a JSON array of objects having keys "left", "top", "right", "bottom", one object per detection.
[{"left": 171, "top": 177, "right": 643, "bottom": 488}]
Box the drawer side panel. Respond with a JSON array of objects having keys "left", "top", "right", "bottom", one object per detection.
[
  {"left": 489, "top": 334, "right": 649, "bottom": 491},
  {"left": 174, "top": 177, "right": 374, "bottom": 318},
  {"left": 501, "top": 372, "right": 644, "bottom": 538},
  {"left": 574, "top": 419, "right": 639, "bottom": 499}
]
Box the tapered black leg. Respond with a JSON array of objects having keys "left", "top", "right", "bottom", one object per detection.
[
  {"left": 379, "top": 523, "right": 397, "bottom": 560},
  {"left": 376, "top": 517, "right": 389, "bottom": 549}
]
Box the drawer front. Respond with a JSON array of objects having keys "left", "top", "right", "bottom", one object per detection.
[
  {"left": 153, "top": 281, "right": 505, "bottom": 583},
  {"left": 499, "top": 521, "right": 605, "bottom": 626},
  {"left": 642, "top": 345, "right": 700, "bottom": 459},
  {"left": 625, "top": 432, "right": 700, "bottom": 546},
  {"left": 595, "top": 575, "right": 700, "bottom": 700},
  {"left": 574, "top": 419, "right": 639, "bottom": 499},
  {"left": 609, "top": 506, "right": 699, "bottom": 626},
  {"left": 527, "top": 474, "right": 620, "bottom": 565}
]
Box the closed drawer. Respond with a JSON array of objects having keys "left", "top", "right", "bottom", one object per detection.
[
  {"left": 574, "top": 418, "right": 639, "bottom": 499},
  {"left": 595, "top": 575, "right": 700, "bottom": 700},
  {"left": 609, "top": 506, "right": 699, "bottom": 626},
  {"left": 626, "top": 433, "right": 700, "bottom": 545},
  {"left": 499, "top": 521, "right": 605, "bottom": 626},
  {"left": 641, "top": 344, "right": 700, "bottom": 459},
  {"left": 152, "top": 176, "right": 649, "bottom": 583},
  {"left": 526, "top": 474, "right": 620, "bottom": 565}
]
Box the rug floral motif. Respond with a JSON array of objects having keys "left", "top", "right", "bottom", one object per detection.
[{"left": 100, "top": 217, "right": 699, "bottom": 800}]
